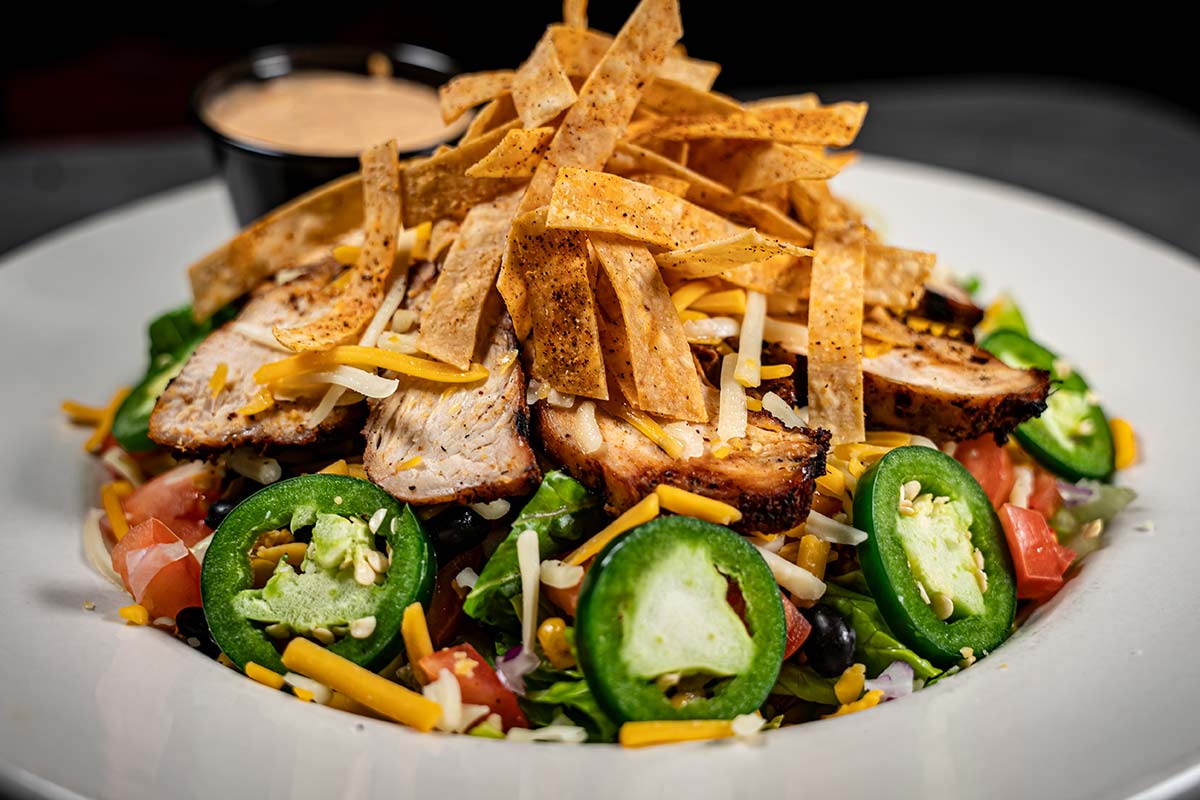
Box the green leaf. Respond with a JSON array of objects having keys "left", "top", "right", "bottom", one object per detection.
[
  {"left": 463, "top": 472, "right": 602, "bottom": 631},
  {"left": 821, "top": 583, "right": 941, "bottom": 680},
  {"left": 523, "top": 680, "right": 618, "bottom": 742},
  {"left": 977, "top": 293, "right": 1029, "bottom": 338},
  {"left": 771, "top": 663, "right": 838, "bottom": 705}
]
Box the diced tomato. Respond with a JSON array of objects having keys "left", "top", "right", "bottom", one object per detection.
[
  {"left": 780, "top": 592, "right": 811, "bottom": 660},
  {"left": 955, "top": 435, "right": 1016, "bottom": 509},
  {"left": 1027, "top": 466, "right": 1063, "bottom": 520},
  {"left": 998, "top": 503, "right": 1076, "bottom": 601},
  {"left": 418, "top": 644, "right": 529, "bottom": 730},
  {"left": 426, "top": 547, "right": 484, "bottom": 648},
  {"left": 123, "top": 461, "right": 222, "bottom": 546},
  {"left": 727, "top": 583, "right": 808, "bottom": 659},
  {"left": 110, "top": 518, "right": 203, "bottom": 619}
]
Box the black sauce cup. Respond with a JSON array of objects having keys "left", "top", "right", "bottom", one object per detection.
[{"left": 192, "top": 44, "right": 462, "bottom": 226}]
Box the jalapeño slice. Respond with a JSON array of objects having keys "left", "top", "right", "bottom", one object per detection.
[
  {"left": 980, "top": 329, "right": 1115, "bottom": 481},
  {"left": 201, "top": 474, "right": 434, "bottom": 673},
  {"left": 576, "top": 516, "right": 785, "bottom": 722},
  {"left": 854, "top": 447, "right": 1017, "bottom": 667}
]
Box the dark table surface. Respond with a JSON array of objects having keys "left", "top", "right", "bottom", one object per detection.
[{"left": 2, "top": 77, "right": 1198, "bottom": 261}]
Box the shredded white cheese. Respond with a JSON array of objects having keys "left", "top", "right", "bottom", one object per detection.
[
  {"left": 284, "top": 672, "right": 333, "bottom": 704},
  {"left": 232, "top": 322, "right": 293, "bottom": 352},
  {"left": 506, "top": 725, "right": 588, "bottom": 743},
  {"left": 574, "top": 400, "right": 604, "bottom": 454},
  {"left": 101, "top": 447, "right": 143, "bottom": 487},
  {"left": 376, "top": 331, "right": 422, "bottom": 354},
  {"left": 516, "top": 529, "right": 541, "bottom": 652},
  {"left": 539, "top": 559, "right": 584, "bottom": 589},
  {"left": 751, "top": 542, "right": 826, "bottom": 601},
  {"left": 471, "top": 499, "right": 512, "bottom": 520},
  {"left": 734, "top": 290, "right": 766, "bottom": 387},
  {"left": 1009, "top": 465, "right": 1034, "bottom": 509},
  {"left": 682, "top": 316, "right": 740, "bottom": 343},
  {"left": 762, "top": 315, "right": 809, "bottom": 350},
  {"left": 454, "top": 567, "right": 480, "bottom": 591},
  {"left": 297, "top": 366, "right": 399, "bottom": 399},
  {"left": 806, "top": 509, "right": 868, "bottom": 545},
  {"left": 717, "top": 353, "right": 748, "bottom": 442},
  {"left": 227, "top": 448, "right": 282, "bottom": 485},
  {"left": 662, "top": 421, "right": 704, "bottom": 459},
  {"left": 761, "top": 392, "right": 806, "bottom": 429}
]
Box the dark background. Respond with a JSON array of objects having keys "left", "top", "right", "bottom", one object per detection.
[
  {"left": 2, "top": 1, "right": 1198, "bottom": 257},
  {"left": 3, "top": 1, "right": 1195, "bottom": 142}
]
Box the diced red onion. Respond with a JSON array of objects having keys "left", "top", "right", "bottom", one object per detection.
[
  {"left": 496, "top": 645, "right": 540, "bottom": 696},
  {"left": 863, "top": 661, "right": 915, "bottom": 701},
  {"left": 1057, "top": 480, "right": 1098, "bottom": 507}
]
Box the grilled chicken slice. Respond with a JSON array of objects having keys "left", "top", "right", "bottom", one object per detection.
[
  {"left": 537, "top": 390, "right": 830, "bottom": 534},
  {"left": 363, "top": 313, "right": 540, "bottom": 505},
  {"left": 150, "top": 260, "right": 362, "bottom": 451},
  {"left": 773, "top": 331, "right": 1049, "bottom": 442},
  {"left": 862, "top": 335, "right": 1048, "bottom": 440}
]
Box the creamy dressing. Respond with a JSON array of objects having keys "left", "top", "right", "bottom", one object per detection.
[{"left": 204, "top": 70, "right": 465, "bottom": 156}]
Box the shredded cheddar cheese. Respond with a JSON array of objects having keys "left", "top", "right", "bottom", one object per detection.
[
  {"left": 208, "top": 362, "right": 229, "bottom": 398},
  {"left": 254, "top": 346, "right": 488, "bottom": 387},
  {"left": 619, "top": 719, "right": 734, "bottom": 748},
  {"left": 332, "top": 244, "right": 362, "bottom": 265},
  {"left": 282, "top": 638, "right": 441, "bottom": 732},
  {"left": 245, "top": 661, "right": 286, "bottom": 690},
  {"left": 670, "top": 279, "right": 716, "bottom": 312},
  {"left": 654, "top": 484, "right": 742, "bottom": 525},
  {"left": 318, "top": 459, "right": 350, "bottom": 476},
  {"left": 823, "top": 689, "right": 884, "bottom": 718},
  {"left": 237, "top": 389, "right": 275, "bottom": 416},
  {"left": 101, "top": 481, "right": 133, "bottom": 541},
  {"left": 834, "top": 663, "right": 866, "bottom": 705},
  {"left": 565, "top": 493, "right": 660, "bottom": 566},
  {"left": 758, "top": 363, "right": 794, "bottom": 380},
  {"left": 608, "top": 404, "right": 684, "bottom": 459},
  {"left": 690, "top": 288, "right": 747, "bottom": 315},
  {"left": 74, "top": 387, "right": 131, "bottom": 453},
  {"left": 118, "top": 604, "right": 149, "bottom": 625},
  {"left": 401, "top": 602, "right": 434, "bottom": 682}
]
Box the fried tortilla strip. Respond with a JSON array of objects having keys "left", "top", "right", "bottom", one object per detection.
[
  {"left": 637, "top": 78, "right": 740, "bottom": 117},
  {"left": 462, "top": 94, "right": 518, "bottom": 142},
  {"left": 548, "top": 25, "right": 717, "bottom": 91},
  {"left": 655, "top": 57, "right": 721, "bottom": 92},
  {"left": 593, "top": 268, "right": 639, "bottom": 404},
  {"left": 590, "top": 234, "right": 706, "bottom": 421},
  {"left": 807, "top": 222, "right": 867, "bottom": 444},
  {"left": 272, "top": 142, "right": 401, "bottom": 351},
  {"left": 519, "top": 0, "right": 683, "bottom": 211},
  {"left": 745, "top": 93, "right": 821, "bottom": 111},
  {"left": 500, "top": 1, "right": 682, "bottom": 336},
  {"left": 688, "top": 139, "right": 838, "bottom": 194},
  {"left": 420, "top": 190, "right": 522, "bottom": 370},
  {"left": 628, "top": 172, "right": 691, "bottom": 196},
  {"left": 773, "top": 243, "right": 934, "bottom": 312},
  {"left": 546, "top": 166, "right": 738, "bottom": 249},
  {"left": 464, "top": 126, "right": 555, "bottom": 178},
  {"left": 509, "top": 208, "right": 607, "bottom": 399},
  {"left": 654, "top": 228, "right": 812, "bottom": 278},
  {"left": 189, "top": 173, "right": 363, "bottom": 321},
  {"left": 639, "top": 102, "right": 868, "bottom": 146},
  {"left": 512, "top": 31, "right": 578, "bottom": 129},
  {"left": 863, "top": 243, "right": 935, "bottom": 311},
  {"left": 427, "top": 218, "right": 460, "bottom": 261},
  {"left": 610, "top": 142, "right": 812, "bottom": 244},
  {"left": 721, "top": 253, "right": 806, "bottom": 295},
  {"left": 439, "top": 70, "right": 515, "bottom": 124},
  {"left": 563, "top": 0, "right": 587, "bottom": 27},
  {"left": 400, "top": 120, "right": 524, "bottom": 226}
]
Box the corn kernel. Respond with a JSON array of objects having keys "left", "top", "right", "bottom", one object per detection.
[
  {"left": 834, "top": 663, "right": 866, "bottom": 705},
  {"left": 537, "top": 617, "right": 576, "bottom": 670},
  {"left": 1111, "top": 418, "right": 1138, "bottom": 470},
  {"left": 118, "top": 604, "right": 149, "bottom": 626}
]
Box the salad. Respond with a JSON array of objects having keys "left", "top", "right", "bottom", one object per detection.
[{"left": 64, "top": 0, "right": 1139, "bottom": 747}]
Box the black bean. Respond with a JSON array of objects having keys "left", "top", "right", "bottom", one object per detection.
[
  {"left": 801, "top": 605, "right": 856, "bottom": 677},
  {"left": 424, "top": 506, "right": 489, "bottom": 559},
  {"left": 175, "top": 606, "right": 221, "bottom": 658},
  {"left": 204, "top": 499, "right": 238, "bottom": 530}
]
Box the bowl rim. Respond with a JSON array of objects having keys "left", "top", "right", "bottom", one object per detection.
[{"left": 191, "top": 42, "right": 464, "bottom": 163}]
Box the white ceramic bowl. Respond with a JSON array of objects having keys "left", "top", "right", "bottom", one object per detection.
[{"left": 1, "top": 157, "right": 1196, "bottom": 800}]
